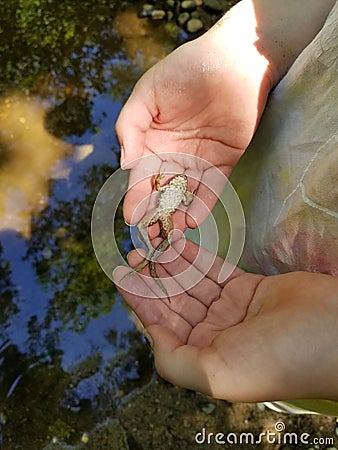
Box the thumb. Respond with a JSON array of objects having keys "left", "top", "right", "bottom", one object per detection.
[
  {"left": 115, "top": 92, "right": 153, "bottom": 169},
  {"left": 145, "top": 324, "right": 182, "bottom": 356},
  {"left": 145, "top": 324, "right": 213, "bottom": 396}
]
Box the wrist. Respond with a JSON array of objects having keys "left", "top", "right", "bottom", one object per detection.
[
  {"left": 206, "top": 0, "right": 336, "bottom": 92},
  {"left": 203, "top": 1, "right": 275, "bottom": 128},
  {"left": 206, "top": 0, "right": 275, "bottom": 91}
]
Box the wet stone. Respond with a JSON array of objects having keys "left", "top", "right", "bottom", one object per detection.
[
  {"left": 181, "top": 0, "right": 196, "bottom": 11},
  {"left": 177, "top": 12, "right": 190, "bottom": 26},
  {"left": 151, "top": 9, "right": 166, "bottom": 20},
  {"left": 164, "top": 21, "right": 180, "bottom": 37},
  {"left": 167, "top": 10, "right": 174, "bottom": 20},
  {"left": 200, "top": 402, "right": 216, "bottom": 414},
  {"left": 203, "top": 0, "right": 223, "bottom": 13},
  {"left": 191, "top": 10, "right": 201, "bottom": 19},
  {"left": 166, "top": 0, "right": 176, "bottom": 9},
  {"left": 139, "top": 4, "right": 155, "bottom": 17},
  {"left": 186, "top": 17, "right": 204, "bottom": 33}
]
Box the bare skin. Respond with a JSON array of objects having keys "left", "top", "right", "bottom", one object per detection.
[
  {"left": 114, "top": 239, "right": 338, "bottom": 402},
  {"left": 120, "top": 174, "right": 194, "bottom": 300},
  {"left": 116, "top": 0, "right": 335, "bottom": 230},
  {"left": 114, "top": 0, "right": 337, "bottom": 402}
]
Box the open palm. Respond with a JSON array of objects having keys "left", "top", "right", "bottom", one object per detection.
[
  {"left": 116, "top": 33, "right": 269, "bottom": 229},
  {"left": 114, "top": 238, "right": 338, "bottom": 402}
]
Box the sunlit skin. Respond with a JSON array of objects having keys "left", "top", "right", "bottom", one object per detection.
[
  {"left": 114, "top": 0, "right": 338, "bottom": 402},
  {"left": 116, "top": 0, "right": 335, "bottom": 231},
  {"left": 116, "top": 28, "right": 272, "bottom": 232},
  {"left": 114, "top": 239, "right": 338, "bottom": 402}
]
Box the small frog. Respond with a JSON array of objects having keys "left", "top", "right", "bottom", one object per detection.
[{"left": 121, "top": 174, "right": 194, "bottom": 300}]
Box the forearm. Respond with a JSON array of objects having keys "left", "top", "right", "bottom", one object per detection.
[{"left": 208, "top": 0, "right": 336, "bottom": 90}]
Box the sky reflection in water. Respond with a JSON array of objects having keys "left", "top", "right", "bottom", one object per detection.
[{"left": 0, "top": 2, "right": 178, "bottom": 446}]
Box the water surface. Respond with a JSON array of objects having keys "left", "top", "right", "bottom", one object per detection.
[{"left": 0, "top": 2, "right": 179, "bottom": 447}]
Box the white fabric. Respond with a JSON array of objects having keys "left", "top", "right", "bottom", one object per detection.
[{"left": 233, "top": 1, "right": 338, "bottom": 277}]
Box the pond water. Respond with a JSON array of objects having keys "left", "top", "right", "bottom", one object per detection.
[
  {"left": 1, "top": 2, "right": 338, "bottom": 449},
  {"left": 0, "top": 1, "right": 187, "bottom": 447}
]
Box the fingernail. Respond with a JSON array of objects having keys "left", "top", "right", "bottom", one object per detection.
[
  {"left": 143, "top": 331, "right": 153, "bottom": 349},
  {"left": 112, "top": 267, "right": 119, "bottom": 280},
  {"left": 120, "top": 145, "right": 126, "bottom": 168}
]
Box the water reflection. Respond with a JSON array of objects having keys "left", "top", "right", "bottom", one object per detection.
[
  {"left": 0, "top": 95, "right": 71, "bottom": 238},
  {"left": 114, "top": 6, "right": 180, "bottom": 68},
  {"left": 0, "top": 0, "right": 178, "bottom": 447}
]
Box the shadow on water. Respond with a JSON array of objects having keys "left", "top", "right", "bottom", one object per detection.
[{"left": 0, "top": 1, "right": 182, "bottom": 447}]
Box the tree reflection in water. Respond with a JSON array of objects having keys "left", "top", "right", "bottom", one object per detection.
[{"left": 0, "top": 0, "right": 176, "bottom": 447}]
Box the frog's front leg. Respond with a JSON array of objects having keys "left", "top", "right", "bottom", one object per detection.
[
  {"left": 155, "top": 173, "right": 166, "bottom": 192},
  {"left": 182, "top": 188, "right": 195, "bottom": 206}
]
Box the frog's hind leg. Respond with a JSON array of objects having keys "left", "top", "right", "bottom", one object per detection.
[
  {"left": 137, "top": 210, "right": 161, "bottom": 250},
  {"left": 119, "top": 257, "right": 150, "bottom": 282},
  {"left": 158, "top": 215, "right": 173, "bottom": 241},
  {"left": 149, "top": 260, "right": 170, "bottom": 302}
]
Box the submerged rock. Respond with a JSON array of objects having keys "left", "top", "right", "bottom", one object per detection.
[
  {"left": 166, "top": 0, "right": 176, "bottom": 8},
  {"left": 139, "top": 4, "right": 155, "bottom": 17},
  {"left": 186, "top": 17, "right": 204, "bottom": 33},
  {"left": 138, "top": 0, "right": 224, "bottom": 32},
  {"left": 151, "top": 9, "right": 166, "bottom": 20},
  {"left": 181, "top": 0, "right": 196, "bottom": 11},
  {"left": 177, "top": 12, "right": 190, "bottom": 26},
  {"left": 203, "top": 0, "right": 223, "bottom": 13}
]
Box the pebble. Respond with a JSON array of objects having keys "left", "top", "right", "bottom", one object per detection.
[
  {"left": 81, "top": 432, "right": 89, "bottom": 444},
  {"left": 151, "top": 9, "right": 166, "bottom": 20},
  {"left": 203, "top": 0, "right": 223, "bottom": 13},
  {"left": 139, "top": 4, "right": 154, "bottom": 17},
  {"left": 200, "top": 402, "right": 216, "bottom": 414},
  {"left": 191, "top": 10, "right": 201, "bottom": 19},
  {"left": 166, "top": 0, "right": 176, "bottom": 8},
  {"left": 177, "top": 12, "right": 190, "bottom": 26},
  {"left": 181, "top": 0, "right": 196, "bottom": 11},
  {"left": 186, "top": 17, "right": 204, "bottom": 33},
  {"left": 164, "top": 21, "right": 180, "bottom": 38},
  {"left": 139, "top": 0, "right": 220, "bottom": 32}
]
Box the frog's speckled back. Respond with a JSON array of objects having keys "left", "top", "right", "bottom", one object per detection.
[{"left": 157, "top": 174, "right": 188, "bottom": 212}]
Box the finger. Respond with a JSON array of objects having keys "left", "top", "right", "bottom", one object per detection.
[
  {"left": 160, "top": 240, "right": 222, "bottom": 307},
  {"left": 175, "top": 239, "right": 244, "bottom": 286},
  {"left": 115, "top": 75, "right": 156, "bottom": 169},
  {"left": 113, "top": 266, "right": 192, "bottom": 343},
  {"left": 118, "top": 239, "right": 202, "bottom": 327},
  {"left": 147, "top": 323, "right": 272, "bottom": 402},
  {"left": 187, "top": 274, "right": 262, "bottom": 347},
  {"left": 126, "top": 240, "right": 210, "bottom": 327},
  {"left": 123, "top": 161, "right": 161, "bottom": 225},
  {"left": 185, "top": 165, "right": 226, "bottom": 227},
  {"left": 123, "top": 157, "right": 187, "bottom": 226},
  {"left": 153, "top": 258, "right": 209, "bottom": 327},
  {"left": 146, "top": 324, "right": 220, "bottom": 398}
]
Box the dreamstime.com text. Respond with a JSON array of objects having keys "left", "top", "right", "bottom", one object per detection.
[{"left": 194, "top": 421, "right": 335, "bottom": 446}]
